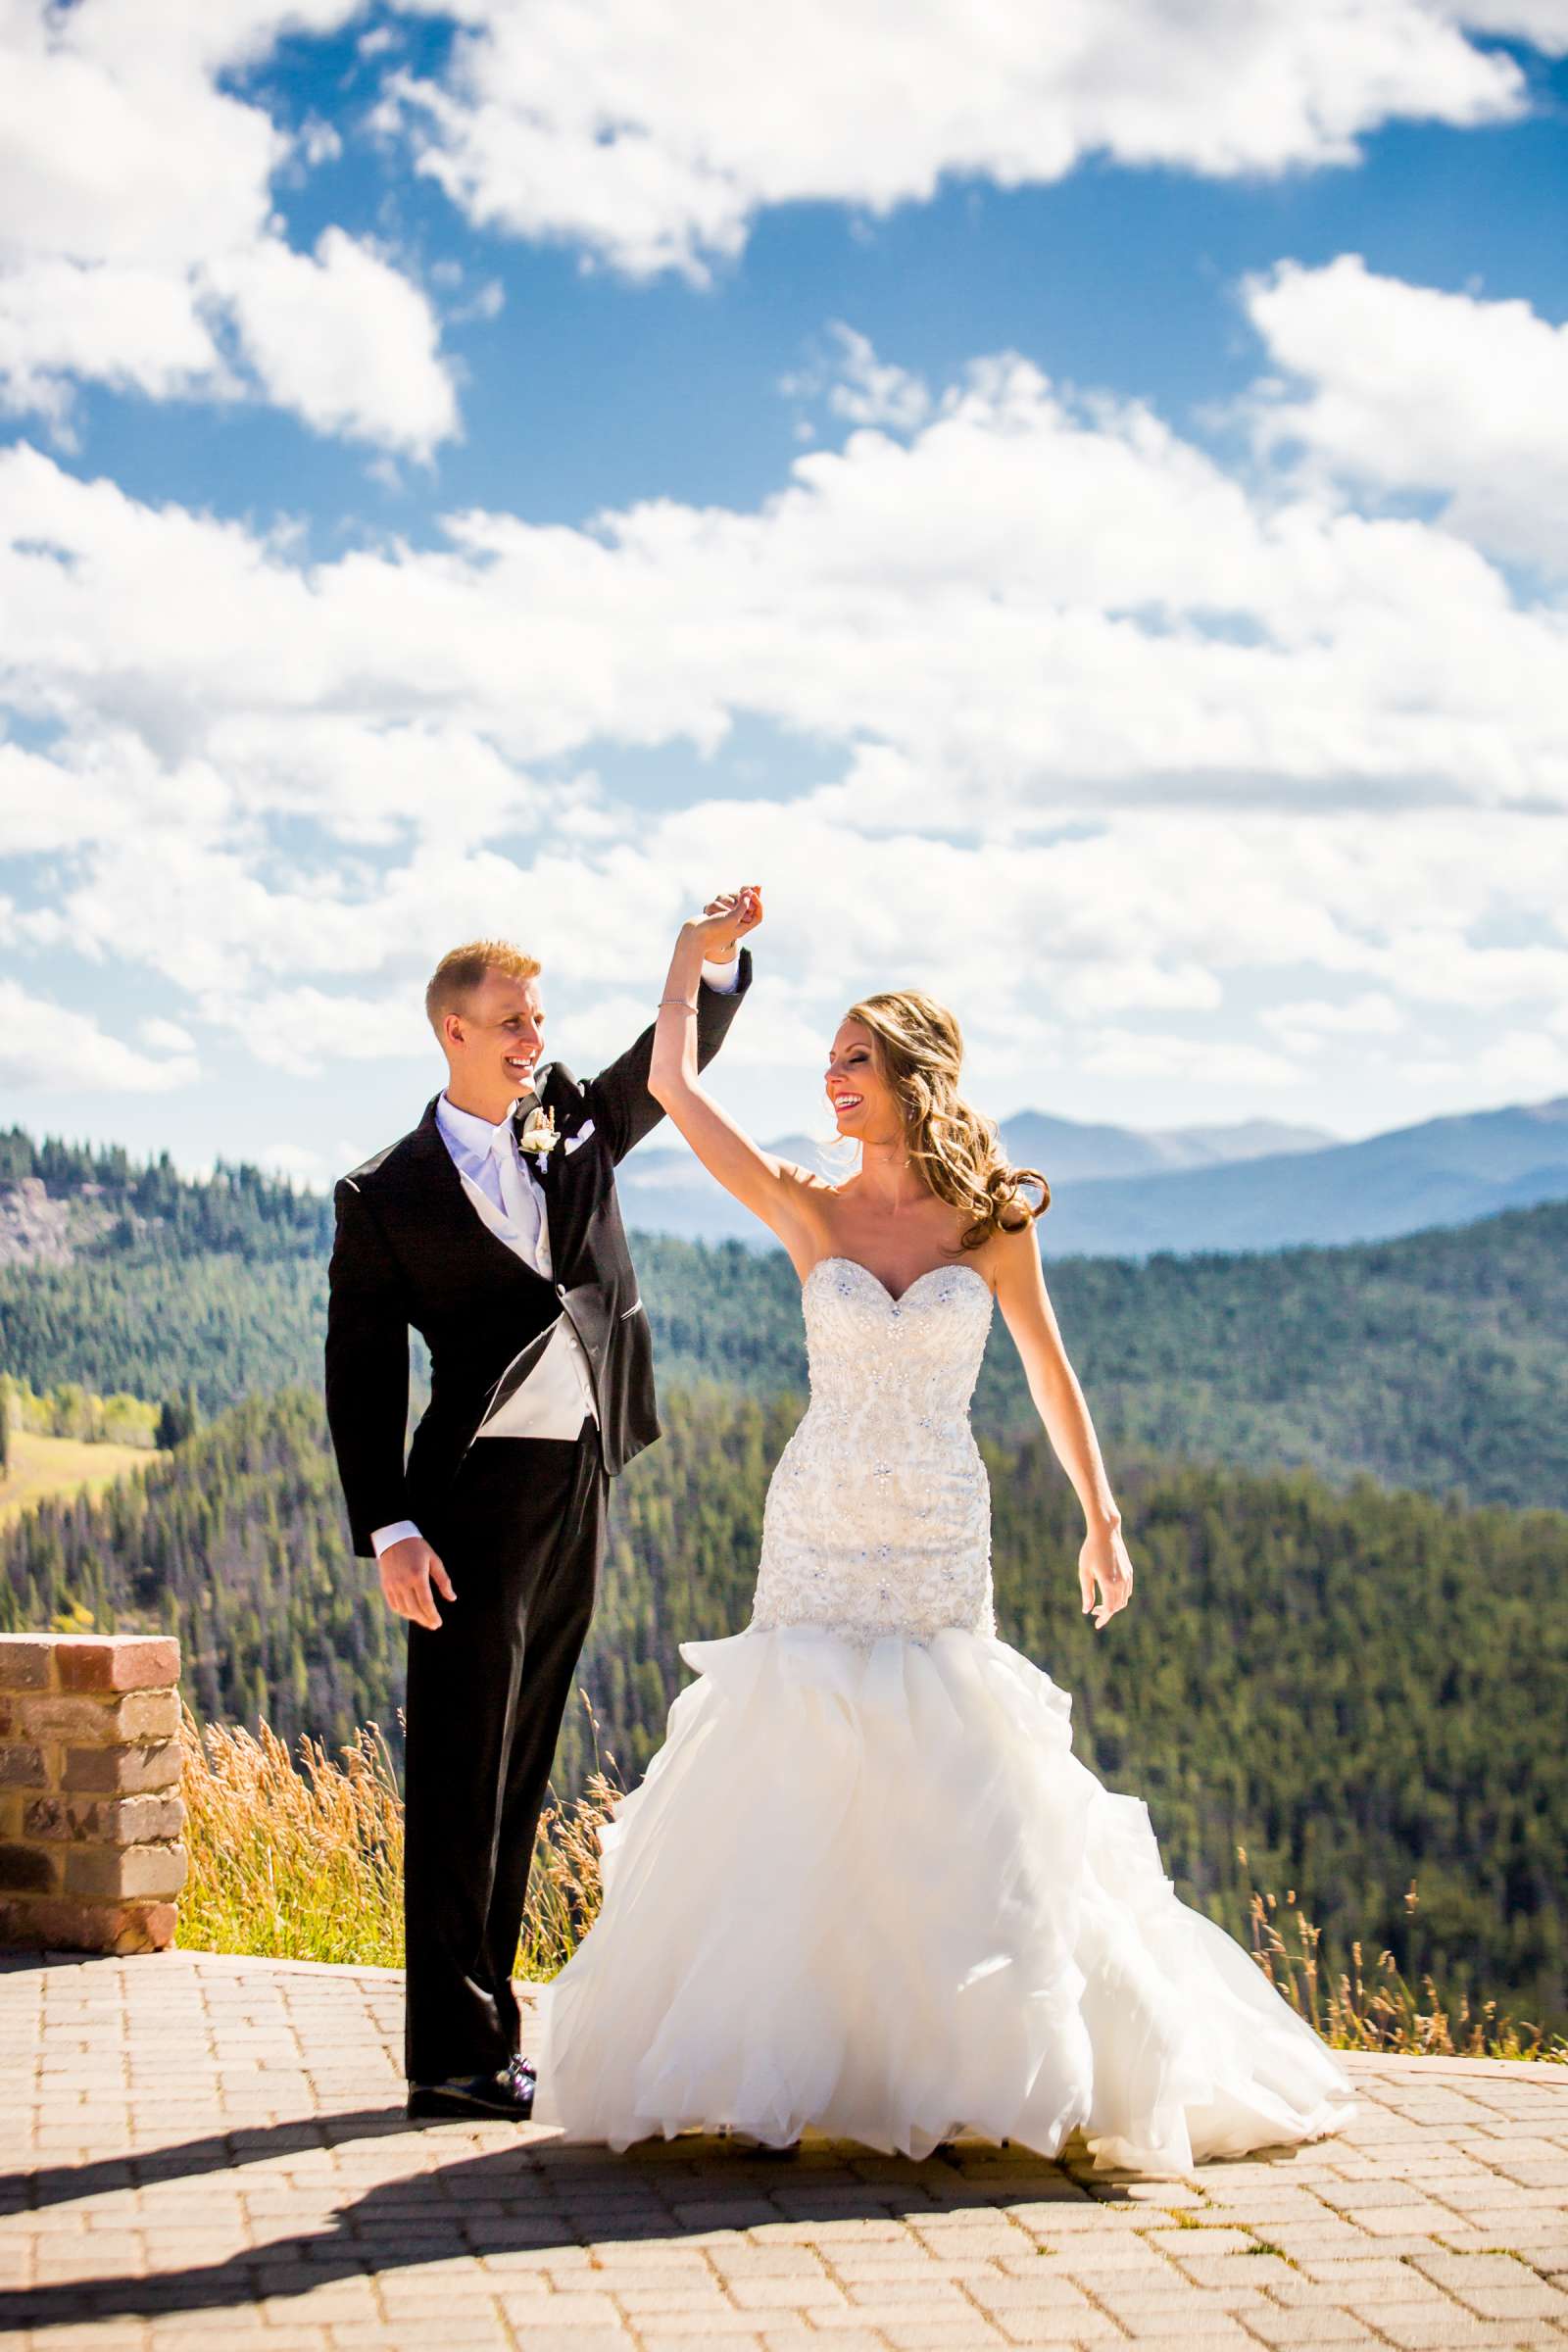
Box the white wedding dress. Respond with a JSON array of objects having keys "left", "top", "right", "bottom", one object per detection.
[{"left": 528, "top": 1255, "right": 1355, "bottom": 2172}]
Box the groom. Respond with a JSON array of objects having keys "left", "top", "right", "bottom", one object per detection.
[{"left": 324, "top": 897, "right": 755, "bottom": 2121}]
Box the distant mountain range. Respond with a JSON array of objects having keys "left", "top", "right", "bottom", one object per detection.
[
  {"left": 617, "top": 1112, "right": 1339, "bottom": 1240},
  {"left": 615, "top": 1096, "right": 1568, "bottom": 1256},
  {"left": 997, "top": 1111, "right": 1339, "bottom": 1181},
  {"left": 1033, "top": 1094, "right": 1568, "bottom": 1256}
]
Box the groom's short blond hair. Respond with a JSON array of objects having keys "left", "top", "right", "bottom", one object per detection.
[{"left": 425, "top": 940, "right": 542, "bottom": 1038}]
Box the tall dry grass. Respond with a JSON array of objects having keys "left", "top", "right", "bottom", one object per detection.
[
  {"left": 178, "top": 1707, "right": 406, "bottom": 1966},
  {"left": 180, "top": 1705, "right": 1567, "bottom": 2059},
  {"left": 177, "top": 1698, "right": 618, "bottom": 1977},
  {"left": 1244, "top": 1863, "right": 1566, "bottom": 2064}
]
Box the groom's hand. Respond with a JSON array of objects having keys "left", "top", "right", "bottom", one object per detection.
[
  {"left": 378, "top": 1535, "right": 456, "bottom": 1631},
  {"left": 696, "top": 884, "right": 762, "bottom": 961}
]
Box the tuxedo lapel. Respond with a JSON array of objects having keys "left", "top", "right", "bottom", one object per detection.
[
  {"left": 537, "top": 1133, "right": 565, "bottom": 1275},
  {"left": 404, "top": 1096, "right": 552, "bottom": 1291},
  {"left": 534, "top": 1063, "right": 584, "bottom": 1275}
]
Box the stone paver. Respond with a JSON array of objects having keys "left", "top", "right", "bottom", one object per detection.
[{"left": 0, "top": 1952, "right": 1565, "bottom": 2350}]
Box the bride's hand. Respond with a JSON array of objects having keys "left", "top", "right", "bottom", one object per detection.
[
  {"left": 686, "top": 885, "right": 762, "bottom": 960},
  {"left": 1079, "top": 1522, "right": 1134, "bottom": 1630}
]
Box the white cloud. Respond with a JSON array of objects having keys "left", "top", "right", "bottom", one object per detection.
[
  {"left": 1428, "top": 0, "right": 1568, "bottom": 43},
  {"left": 783, "top": 324, "right": 932, "bottom": 431},
  {"left": 2, "top": 15, "right": 1562, "bottom": 1134},
  {"left": 9, "top": 743, "right": 1568, "bottom": 1105},
  {"left": 3, "top": 337, "right": 1563, "bottom": 819},
  {"left": 207, "top": 228, "right": 460, "bottom": 459},
  {"left": 135, "top": 1015, "right": 197, "bottom": 1055},
  {"left": 383, "top": 0, "right": 1553, "bottom": 281},
  {"left": 0, "top": 0, "right": 458, "bottom": 450},
  {"left": 3, "top": 303, "right": 1567, "bottom": 1100},
  {"left": 0, "top": 259, "right": 230, "bottom": 426},
  {"left": 0, "top": 739, "right": 143, "bottom": 854},
  {"left": 0, "top": 1, "right": 287, "bottom": 267},
  {"left": 1, "top": 0, "right": 1560, "bottom": 452},
  {"left": 254, "top": 1137, "right": 346, "bottom": 1185},
  {"left": 1397, "top": 1023, "right": 1568, "bottom": 1097},
  {"left": 1359, "top": 932, "right": 1568, "bottom": 1009},
  {"left": 201, "top": 712, "right": 547, "bottom": 846},
  {"left": 298, "top": 117, "right": 343, "bottom": 169},
  {"left": 1077, "top": 1028, "right": 1301, "bottom": 1086},
  {"left": 216, "top": 985, "right": 433, "bottom": 1078},
  {"left": 0, "top": 729, "right": 241, "bottom": 896},
  {"left": 0, "top": 977, "right": 199, "bottom": 1093},
  {"left": 55, "top": 777, "right": 1568, "bottom": 1095},
  {"left": 1240, "top": 256, "right": 1568, "bottom": 573},
  {"left": 1258, "top": 989, "right": 1413, "bottom": 1059},
  {"left": 1260, "top": 991, "right": 1407, "bottom": 1039}
]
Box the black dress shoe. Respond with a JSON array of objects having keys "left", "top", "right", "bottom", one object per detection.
[{"left": 406, "top": 2066, "right": 535, "bottom": 2122}]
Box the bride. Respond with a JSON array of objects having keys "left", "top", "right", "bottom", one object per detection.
[{"left": 528, "top": 887, "right": 1355, "bottom": 2174}]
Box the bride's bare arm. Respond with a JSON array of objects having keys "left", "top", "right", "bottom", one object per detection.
[
  {"left": 648, "top": 894, "right": 820, "bottom": 1255},
  {"left": 991, "top": 1216, "right": 1135, "bottom": 1628}
]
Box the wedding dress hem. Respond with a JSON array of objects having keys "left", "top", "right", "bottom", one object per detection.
[{"left": 527, "top": 1620, "right": 1356, "bottom": 2177}]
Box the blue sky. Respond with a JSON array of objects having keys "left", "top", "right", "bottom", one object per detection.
[{"left": 2, "top": 2, "right": 1566, "bottom": 1186}]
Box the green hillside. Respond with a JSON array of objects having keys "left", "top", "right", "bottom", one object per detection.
[
  {"left": 3, "top": 1383, "right": 1563, "bottom": 2034},
  {"left": 0, "top": 1128, "right": 334, "bottom": 1414},
  {"left": 3, "top": 1125, "right": 1567, "bottom": 1508}
]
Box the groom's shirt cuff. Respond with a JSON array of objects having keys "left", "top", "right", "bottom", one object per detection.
[
  {"left": 700, "top": 956, "right": 740, "bottom": 994},
  {"left": 370, "top": 1518, "right": 420, "bottom": 1557}
]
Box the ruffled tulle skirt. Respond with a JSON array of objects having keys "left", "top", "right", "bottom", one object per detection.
[{"left": 527, "top": 1624, "right": 1355, "bottom": 2174}]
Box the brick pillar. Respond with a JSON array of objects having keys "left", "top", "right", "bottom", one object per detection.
[{"left": 0, "top": 1634, "right": 186, "bottom": 1955}]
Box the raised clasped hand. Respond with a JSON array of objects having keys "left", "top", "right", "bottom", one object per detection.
[
  {"left": 692, "top": 884, "right": 763, "bottom": 960},
  {"left": 1079, "top": 1522, "right": 1135, "bottom": 1631}
]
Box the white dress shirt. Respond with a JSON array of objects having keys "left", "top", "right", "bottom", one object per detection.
[
  {"left": 437, "top": 1089, "right": 560, "bottom": 1286},
  {"left": 438, "top": 1088, "right": 597, "bottom": 1431},
  {"left": 369, "top": 953, "right": 741, "bottom": 1561}
]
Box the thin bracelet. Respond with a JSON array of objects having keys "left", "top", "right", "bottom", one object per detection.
[{"left": 658, "top": 997, "right": 699, "bottom": 1011}]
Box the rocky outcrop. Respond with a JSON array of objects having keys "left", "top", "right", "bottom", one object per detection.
[{"left": 0, "top": 1178, "right": 111, "bottom": 1269}]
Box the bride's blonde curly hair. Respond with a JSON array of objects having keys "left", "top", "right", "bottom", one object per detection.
[{"left": 844, "top": 990, "right": 1050, "bottom": 1251}]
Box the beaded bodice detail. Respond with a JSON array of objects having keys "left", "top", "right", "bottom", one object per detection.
[{"left": 748, "top": 1255, "right": 997, "bottom": 1649}]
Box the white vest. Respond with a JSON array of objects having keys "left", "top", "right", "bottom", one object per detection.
[{"left": 456, "top": 1168, "right": 599, "bottom": 1441}]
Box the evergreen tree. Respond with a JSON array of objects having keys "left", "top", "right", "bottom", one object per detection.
[{"left": 156, "top": 1384, "right": 203, "bottom": 1450}]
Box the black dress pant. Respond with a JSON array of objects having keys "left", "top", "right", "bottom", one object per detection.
[{"left": 402, "top": 1423, "right": 609, "bottom": 2084}]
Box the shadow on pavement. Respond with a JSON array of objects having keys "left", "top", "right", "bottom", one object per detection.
[
  {"left": 0, "top": 2106, "right": 411, "bottom": 2216},
  {"left": 0, "top": 2125, "right": 1123, "bottom": 2332}
]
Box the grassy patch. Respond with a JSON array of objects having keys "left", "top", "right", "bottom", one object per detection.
[
  {"left": 0, "top": 1426, "right": 165, "bottom": 1530},
  {"left": 177, "top": 1704, "right": 617, "bottom": 1977},
  {"left": 1247, "top": 1882, "right": 1568, "bottom": 2064}
]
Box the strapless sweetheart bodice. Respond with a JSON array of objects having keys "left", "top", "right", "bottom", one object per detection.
[{"left": 746, "top": 1253, "right": 997, "bottom": 1646}]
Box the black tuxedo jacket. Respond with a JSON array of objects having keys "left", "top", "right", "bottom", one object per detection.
[{"left": 324, "top": 951, "right": 751, "bottom": 1556}]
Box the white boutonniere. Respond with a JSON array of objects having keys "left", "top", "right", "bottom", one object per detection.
[{"left": 516, "top": 1103, "right": 560, "bottom": 1158}]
